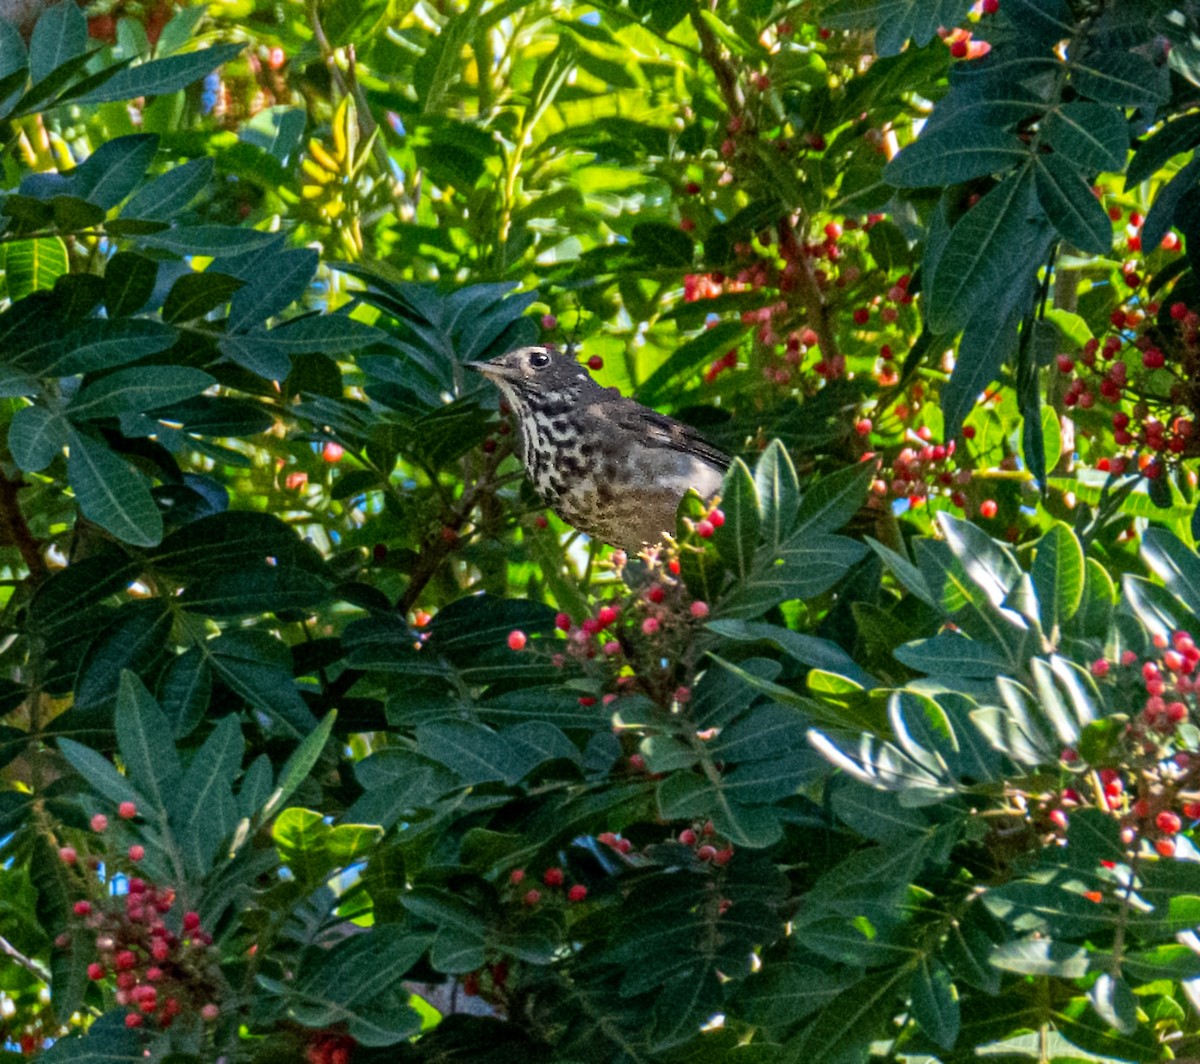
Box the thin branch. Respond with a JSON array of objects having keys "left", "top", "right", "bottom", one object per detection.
[
  {"left": 0, "top": 932, "right": 50, "bottom": 982},
  {"left": 0, "top": 468, "right": 47, "bottom": 583}
]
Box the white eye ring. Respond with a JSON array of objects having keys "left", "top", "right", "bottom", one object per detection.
[{"left": 529, "top": 351, "right": 551, "bottom": 369}]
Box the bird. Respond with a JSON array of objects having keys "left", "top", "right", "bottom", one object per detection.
[{"left": 467, "top": 346, "right": 730, "bottom": 552}]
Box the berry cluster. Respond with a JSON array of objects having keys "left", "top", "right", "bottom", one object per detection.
[
  {"left": 63, "top": 804, "right": 223, "bottom": 1031},
  {"left": 305, "top": 1031, "right": 356, "bottom": 1064},
  {"left": 508, "top": 865, "right": 589, "bottom": 908},
  {"left": 675, "top": 820, "right": 735, "bottom": 867}
]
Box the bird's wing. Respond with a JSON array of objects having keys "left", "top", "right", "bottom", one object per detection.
[{"left": 603, "top": 396, "right": 731, "bottom": 472}]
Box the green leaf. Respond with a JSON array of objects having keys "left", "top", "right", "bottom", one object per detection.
[
  {"left": 169, "top": 714, "right": 242, "bottom": 876},
  {"left": 1043, "top": 103, "right": 1129, "bottom": 173},
  {"left": 157, "top": 647, "right": 211, "bottom": 740},
  {"left": 821, "top": 0, "right": 973, "bottom": 55},
  {"left": 1031, "top": 522, "right": 1085, "bottom": 634},
  {"left": 3, "top": 236, "right": 68, "bottom": 298},
  {"left": 66, "top": 429, "right": 163, "bottom": 547},
  {"left": 114, "top": 670, "right": 181, "bottom": 818},
  {"left": 1071, "top": 50, "right": 1170, "bottom": 107},
  {"left": 927, "top": 166, "right": 1038, "bottom": 334},
  {"left": 893, "top": 631, "right": 1011, "bottom": 678},
  {"left": 58, "top": 738, "right": 145, "bottom": 808},
  {"left": 122, "top": 157, "right": 214, "bottom": 222},
  {"left": 75, "top": 43, "right": 245, "bottom": 104},
  {"left": 793, "top": 460, "right": 875, "bottom": 538},
  {"left": 631, "top": 221, "right": 694, "bottom": 266},
  {"left": 415, "top": 721, "right": 516, "bottom": 785},
  {"left": 943, "top": 301, "right": 1023, "bottom": 445},
  {"left": 227, "top": 248, "right": 318, "bottom": 331},
  {"left": 989, "top": 938, "right": 1088, "bottom": 978},
  {"left": 1141, "top": 155, "right": 1200, "bottom": 253},
  {"left": 1126, "top": 112, "right": 1200, "bottom": 188},
  {"left": 712, "top": 458, "right": 759, "bottom": 581},
  {"left": 162, "top": 271, "right": 243, "bottom": 323},
  {"left": 136, "top": 225, "right": 279, "bottom": 256},
  {"left": 715, "top": 534, "right": 867, "bottom": 617},
  {"left": 8, "top": 403, "right": 66, "bottom": 472},
  {"left": 1142, "top": 527, "right": 1200, "bottom": 614},
  {"left": 707, "top": 618, "right": 875, "bottom": 686},
  {"left": 1090, "top": 973, "right": 1136, "bottom": 1035},
  {"left": 69, "top": 366, "right": 215, "bottom": 419},
  {"left": 70, "top": 134, "right": 158, "bottom": 209},
  {"left": 102, "top": 251, "right": 157, "bottom": 316},
  {"left": 638, "top": 321, "right": 747, "bottom": 405},
  {"left": 1034, "top": 154, "right": 1113, "bottom": 255},
  {"left": 909, "top": 958, "right": 960, "bottom": 1051},
  {"left": 263, "top": 710, "right": 337, "bottom": 820},
  {"left": 26, "top": 319, "right": 176, "bottom": 376},
  {"left": 29, "top": 0, "right": 87, "bottom": 83},
  {"left": 885, "top": 126, "right": 1029, "bottom": 188},
  {"left": 754, "top": 439, "right": 800, "bottom": 548}
]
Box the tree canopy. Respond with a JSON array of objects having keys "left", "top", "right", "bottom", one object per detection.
[{"left": 5, "top": 0, "right": 1200, "bottom": 1061}]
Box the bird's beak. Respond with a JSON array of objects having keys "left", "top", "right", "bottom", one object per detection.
[{"left": 464, "top": 360, "right": 518, "bottom": 381}]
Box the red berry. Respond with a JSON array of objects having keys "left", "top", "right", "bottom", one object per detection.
[
  {"left": 853, "top": 307, "right": 870, "bottom": 325},
  {"left": 183, "top": 911, "right": 201, "bottom": 932},
  {"left": 541, "top": 314, "right": 557, "bottom": 330},
  {"left": 1056, "top": 354, "right": 1074, "bottom": 373},
  {"left": 1172, "top": 302, "right": 1190, "bottom": 320},
  {"left": 542, "top": 867, "right": 565, "bottom": 887},
  {"left": 679, "top": 829, "right": 697, "bottom": 845},
  {"left": 59, "top": 846, "right": 77, "bottom": 864},
  {"left": 684, "top": 182, "right": 701, "bottom": 195},
  {"left": 118, "top": 801, "right": 137, "bottom": 820},
  {"left": 128, "top": 845, "right": 144, "bottom": 862},
  {"left": 1156, "top": 837, "right": 1177, "bottom": 857},
  {"left": 322, "top": 442, "right": 344, "bottom": 463},
  {"left": 979, "top": 499, "right": 998, "bottom": 519},
  {"left": 707, "top": 509, "right": 725, "bottom": 528},
  {"left": 125, "top": 1013, "right": 143, "bottom": 1029},
  {"left": 507, "top": 630, "right": 527, "bottom": 651},
  {"left": 1143, "top": 347, "right": 1165, "bottom": 369},
  {"left": 641, "top": 617, "right": 660, "bottom": 635},
  {"left": 587, "top": 355, "right": 604, "bottom": 371},
  {"left": 568, "top": 884, "right": 588, "bottom": 902},
  {"left": 555, "top": 612, "right": 571, "bottom": 631},
  {"left": 646, "top": 585, "right": 665, "bottom": 604},
  {"left": 696, "top": 519, "right": 715, "bottom": 538},
  {"left": 598, "top": 605, "right": 618, "bottom": 627},
  {"left": 115, "top": 950, "right": 137, "bottom": 971},
  {"left": 91, "top": 814, "right": 108, "bottom": 832},
  {"left": 949, "top": 38, "right": 968, "bottom": 58},
  {"left": 824, "top": 222, "right": 843, "bottom": 241},
  {"left": 87, "top": 962, "right": 105, "bottom": 980},
  {"left": 523, "top": 889, "right": 541, "bottom": 906},
  {"left": 1090, "top": 659, "right": 1110, "bottom": 678},
  {"left": 509, "top": 869, "right": 525, "bottom": 885},
  {"left": 73, "top": 900, "right": 92, "bottom": 916},
  {"left": 855, "top": 418, "right": 872, "bottom": 436},
  {"left": 1157, "top": 810, "right": 1182, "bottom": 834},
  {"left": 982, "top": 0, "right": 999, "bottom": 11},
  {"left": 696, "top": 845, "right": 718, "bottom": 861}
]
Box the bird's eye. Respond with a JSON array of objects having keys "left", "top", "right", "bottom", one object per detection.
[{"left": 529, "top": 350, "right": 551, "bottom": 369}]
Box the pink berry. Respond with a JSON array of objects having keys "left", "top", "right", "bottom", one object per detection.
[
  {"left": 118, "top": 802, "right": 137, "bottom": 820},
  {"left": 128, "top": 845, "right": 144, "bottom": 862},
  {"left": 200, "top": 1004, "right": 220, "bottom": 1022},
  {"left": 541, "top": 314, "right": 557, "bottom": 330},
  {"left": 568, "top": 884, "right": 588, "bottom": 902},
  {"left": 555, "top": 612, "right": 571, "bottom": 631},
  {"left": 509, "top": 869, "right": 525, "bottom": 885},
  {"left": 679, "top": 829, "right": 697, "bottom": 845},
  {"left": 629, "top": 754, "right": 646, "bottom": 771},
  {"left": 91, "top": 814, "right": 109, "bottom": 832},
  {"left": 696, "top": 845, "right": 717, "bottom": 862},
  {"left": 641, "top": 617, "right": 660, "bottom": 635},
  {"left": 523, "top": 889, "right": 541, "bottom": 906},
  {"left": 115, "top": 950, "right": 136, "bottom": 971},
  {"left": 59, "top": 846, "right": 77, "bottom": 864},
  {"left": 598, "top": 605, "right": 618, "bottom": 626},
  {"left": 507, "top": 630, "right": 527, "bottom": 651},
  {"left": 1090, "top": 659, "right": 1110, "bottom": 678},
  {"left": 87, "top": 962, "right": 105, "bottom": 980},
  {"left": 125, "top": 1013, "right": 143, "bottom": 1029},
  {"left": 707, "top": 508, "right": 725, "bottom": 528},
  {"left": 689, "top": 600, "right": 709, "bottom": 619},
  {"left": 696, "top": 519, "right": 715, "bottom": 538}
]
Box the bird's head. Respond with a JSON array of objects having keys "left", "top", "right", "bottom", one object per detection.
[{"left": 466, "top": 346, "right": 595, "bottom": 413}]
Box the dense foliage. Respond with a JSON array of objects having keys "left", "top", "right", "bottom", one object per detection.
[{"left": 6, "top": 0, "right": 1200, "bottom": 1060}]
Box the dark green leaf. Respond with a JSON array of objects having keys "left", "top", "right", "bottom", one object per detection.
[
  {"left": 1071, "top": 50, "right": 1170, "bottom": 107},
  {"left": 1043, "top": 103, "right": 1129, "bottom": 173},
  {"left": 122, "top": 157, "right": 214, "bottom": 222},
  {"left": 885, "top": 126, "right": 1029, "bottom": 188},
  {"left": 69, "top": 366, "right": 215, "bottom": 420},
  {"left": 29, "top": 0, "right": 87, "bottom": 83},
  {"left": 1034, "top": 154, "right": 1113, "bottom": 255},
  {"left": 58, "top": 738, "right": 145, "bottom": 808},
  {"left": 162, "top": 271, "right": 243, "bottom": 324},
  {"left": 793, "top": 460, "right": 875, "bottom": 538},
  {"left": 169, "top": 714, "right": 243, "bottom": 875},
  {"left": 9, "top": 403, "right": 66, "bottom": 471},
  {"left": 909, "top": 958, "right": 960, "bottom": 1051},
  {"left": 821, "top": 0, "right": 973, "bottom": 55},
  {"left": 102, "top": 251, "right": 157, "bottom": 316},
  {"left": 712, "top": 458, "right": 759, "bottom": 581},
  {"left": 114, "top": 670, "right": 181, "bottom": 817},
  {"left": 66, "top": 429, "right": 163, "bottom": 547},
  {"left": 70, "top": 134, "right": 158, "bottom": 210},
  {"left": 1127, "top": 112, "right": 1200, "bottom": 188},
  {"left": 227, "top": 248, "right": 318, "bottom": 331},
  {"left": 75, "top": 43, "right": 245, "bottom": 104},
  {"left": 137, "top": 225, "right": 279, "bottom": 256}
]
